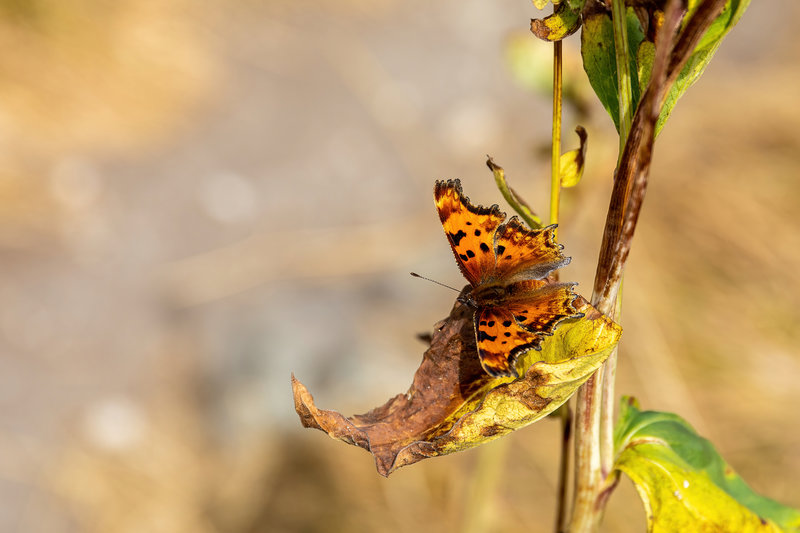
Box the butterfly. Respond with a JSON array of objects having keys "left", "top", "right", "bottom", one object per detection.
[{"left": 434, "top": 179, "right": 583, "bottom": 378}]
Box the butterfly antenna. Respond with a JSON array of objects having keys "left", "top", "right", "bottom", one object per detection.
[{"left": 409, "top": 272, "right": 461, "bottom": 293}]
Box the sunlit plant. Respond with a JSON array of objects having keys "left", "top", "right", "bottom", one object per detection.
[{"left": 292, "top": 1, "right": 800, "bottom": 531}]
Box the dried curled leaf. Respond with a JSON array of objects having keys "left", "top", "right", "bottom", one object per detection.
[
  {"left": 293, "top": 297, "right": 620, "bottom": 476},
  {"left": 559, "top": 125, "right": 588, "bottom": 188},
  {"left": 531, "top": 1, "right": 583, "bottom": 42},
  {"left": 614, "top": 398, "right": 800, "bottom": 533}
]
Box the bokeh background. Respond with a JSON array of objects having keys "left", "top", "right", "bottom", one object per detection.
[{"left": 1, "top": 1, "right": 798, "bottom": 531}]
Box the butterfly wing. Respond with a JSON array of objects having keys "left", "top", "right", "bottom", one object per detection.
[
  {"left": 434, "top": 179, "right": 505, "bottom": 286},
  {"left": 474, "top": 281, "right": 583, "bottom": 377},
  {"left": 474, "top": 307, "right": 542, "bottom": 378},
  {"left": 504, "top": 280, "right": 583, "bottom": 334},
  {"left": 494, "top": 218, "right": 571, "bottom": 282}
]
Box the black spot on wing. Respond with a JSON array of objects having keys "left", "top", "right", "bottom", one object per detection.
[
  {"left": 496, "top": 245, "right": 506, "bottom": 255},
  {"left": 477, "top": 330, "right": 497, "bottom": 342},
  {"left": 450, "top": 230, "right": 467, "bottom": 246},
  {"left": 466, "top": 249, "right": 475, "bottom": 258},
  {"left": 479, "top": 242, "right": 490, "bottom": 253}
]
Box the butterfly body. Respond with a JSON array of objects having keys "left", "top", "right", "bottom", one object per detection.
[{"left": 434, "top": 179, "right": 582, "bottom": 378}]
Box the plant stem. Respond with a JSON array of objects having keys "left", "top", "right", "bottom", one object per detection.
[
  {"left": 600, "top": 291, "right": 623, "bottom": 475},
  {"left": 550, "top": 40, "right": 563, "bottom": 235},
  {"left": 612, "top": 0, "right": 633, "bottom": 151},
  {"left": 550, "top": 40, "right": 569, "bottom": 531},
  {"left": 555, "top": 403, "right": 572, "bottom": 533},
  {"left": 569, "top": 365, "right": 605, "bottom": 532},
  {"left": 569, "top": 4, "right": 632, "bottom": 530}
]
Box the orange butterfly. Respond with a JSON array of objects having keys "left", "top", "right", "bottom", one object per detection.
[{"left": 434, "top": 179, "right": 583, "bottom": 378}]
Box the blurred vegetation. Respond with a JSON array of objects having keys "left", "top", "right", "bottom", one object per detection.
[{"left": 0, "top": 1, "right": 797, "bottom": 532}]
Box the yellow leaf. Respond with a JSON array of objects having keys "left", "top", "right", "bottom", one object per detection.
[
  {"left": 614, "top": 399, "right": 800, "bottom": 532},
  {"left": 293, "top": 298, "right": 621, "bottom": 476},
  {"left": 559, "top": 125, "right": 587, "bottom": 188}
]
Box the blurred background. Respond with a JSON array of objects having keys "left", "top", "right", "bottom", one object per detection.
[{"left": 0, "top": 0, "right": 798, "bottom": 531}]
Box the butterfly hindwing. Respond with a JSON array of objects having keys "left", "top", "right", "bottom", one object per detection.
[
  {"left": 474, "top": 307, "right": 544, "bottom": 378},
  {"left": 435, "top": 179, "right": 505, "bottom": 287}
]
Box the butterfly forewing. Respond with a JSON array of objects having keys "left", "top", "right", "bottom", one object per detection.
[
  {"left": 504, "top": 281, "right": 582, "bottom": 334},
  {"left": 474, "top": 307, "right": 543, "bottom": 377},
  {"left": 434, "top": 180, "right": 505, "bottom": 286},
  {"left": 494, "top": 219, "right": 569, "bottom": 281}
]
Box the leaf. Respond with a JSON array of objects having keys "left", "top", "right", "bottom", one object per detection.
[
  {"left": 559, "top": 125, "right": 588, "bottom": 188},
  {"left": 486, "top": 156, "right": 542, "bottom": 229},
  {"left": 581, "top": 7, "right": 644, "bottom": 132},
  {"left": 614, "top": 398, "right": 800, "bottom": 533},
  {"left": 532, "top": 0, "right": 551, "bottom": 9},
  {"left": 637, "top": 0, "right": 751, "bottom": 135},
  {"left": 531, "top": 1, "right": 583, "bottom": 42},
  {"left": 293, "top": 298, "right": 621, "bottom": 477}
]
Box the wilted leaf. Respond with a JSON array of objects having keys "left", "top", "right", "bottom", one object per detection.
[
  {"left": 293, "top": 297, "right": 620, "bottom": 477},
  {"left": 614, "top": 398, "right": 800, "bottom": 533},
  {"left": 560, "top": 125, "right": 588, "bottom": 188},
  {"left": 486, "top": 156, "right": 542, "bottom": 229},
  {"left": 581, "top": 6, "right": 645, "bottom": 132},
  {"left": 531, "top": 1, "right": 583, "bottom": 42}
]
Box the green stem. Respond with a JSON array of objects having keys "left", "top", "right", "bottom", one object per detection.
[
  {"left": 612, "top": 0, "right": 633, "bottom": 150},
  {"left": 550, "top": 40, "right": 563, "bottom": 234}
]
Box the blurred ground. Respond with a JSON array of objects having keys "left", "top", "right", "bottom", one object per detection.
[{"left": 0, "top": 1, "right": 798, "bottom": 532}]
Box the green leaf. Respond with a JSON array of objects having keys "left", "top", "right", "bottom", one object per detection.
[
  {"left": 614, "top": 398, "right": 800, "bottom": 532},
  {"left": 531, "top": 1, "right": 583, "bottom": 42},
  {"left": 637, "top": 0, "right": 750, "bottom": 136},
  {"left": 559, "top": 125, "right": 587, "bottom": 188},
  {"left": 581, "top": 8, "right": 644, "bottom": 132}
]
